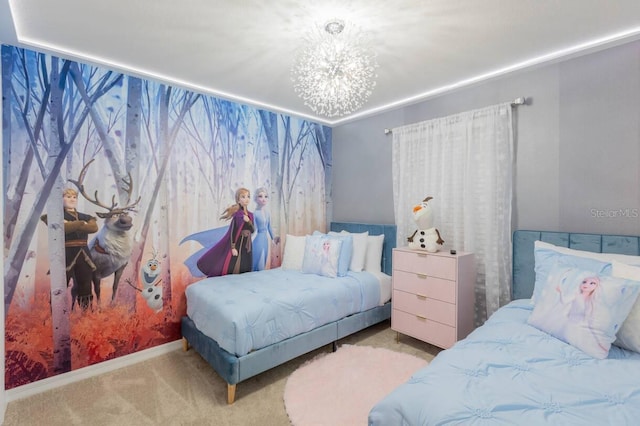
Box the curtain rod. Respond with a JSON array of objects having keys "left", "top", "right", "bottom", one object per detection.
[{"left": 384, "top": 96, "right": 529, "bottom": 134}]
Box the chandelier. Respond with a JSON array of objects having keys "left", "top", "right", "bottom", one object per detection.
[{"left": 292, "top": 19, "right": 379, "bottom": 118}]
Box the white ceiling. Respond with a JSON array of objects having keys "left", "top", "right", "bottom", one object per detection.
[{"left": 2, "top": 0, "right": 640, "bottom": 126}]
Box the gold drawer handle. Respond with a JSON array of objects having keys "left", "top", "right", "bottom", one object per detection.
[
  {"left": 416, "top": 315, "right": 427, "bottom": 321},
  {"left": 416, "top": 273, "right": 427, "bottom": 279},
  {"left": 416, "top": 294, "right": 427, "bottom": 300},
  {"left": 416, "top": 253, "right": 428, "bottom": 258}
]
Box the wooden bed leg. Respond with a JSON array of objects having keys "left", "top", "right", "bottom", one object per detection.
[
  {"left": 182, "top": 337, "right": 190, "bottom": 352},
  {"left": 332, "top": 341, "right": 337, "bottom": 352},
  {"left": 227, "top": 383, "right": 236, "bottom": 405}
]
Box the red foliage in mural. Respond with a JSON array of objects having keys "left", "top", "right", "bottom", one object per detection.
[
  {"left": 5, "top": 350, "right": 49, "bottom": 388},
  {"left": 5, "top": 287, "right": 184, "bottom": 390}
]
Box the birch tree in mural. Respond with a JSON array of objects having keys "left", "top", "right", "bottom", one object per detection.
[
  {"left": 1, "top": 46, "right": 14, "bottom": 253},
  {"left": 2, "top": 48, "right": 123, "bottom": 378},
  {"left": 45, "top": 57, "right": 72, "bottom": 375},
  {"left": 275, "top": 117, "right": 329, "bottom": 234},
  {"left": 259, "top": 110, "right": 283, "bottom": 238},
  {"left": 127, "top": 82, "right": 200, "bottom": 321},
  {"left": 180, "top": 98, "right": 252, "bottom": 228},
  {"left": 120, "top": 76, "right": 143, "bottom": 308},
  {"left": 313, "top": 124, "right": 332, "bottom": 224}
]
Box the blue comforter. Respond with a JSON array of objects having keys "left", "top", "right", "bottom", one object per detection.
[
  {"left": 186, "top": 268, "right": 381, "bottom": 356},
  {"left": 369, "top": 299, "right": 640, "bottom": 425}
]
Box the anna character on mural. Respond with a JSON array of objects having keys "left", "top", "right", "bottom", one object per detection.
[
  {"left": 41, "top": 188, "right": 99, "bottom": 310},
  {"left": 252, "top": 187, "right": 280, "bottom": 271},
  {"left": 196, "top": 188, "right": 255, "bottom": 277}
]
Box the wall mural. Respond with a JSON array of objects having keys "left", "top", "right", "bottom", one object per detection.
[{"left": 1, "top": 45, "right": 332, "bottom": 389}]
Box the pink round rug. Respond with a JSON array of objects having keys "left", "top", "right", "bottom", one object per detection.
[{"left": 284, "top": 344, "right": 428, "bottom": 426}]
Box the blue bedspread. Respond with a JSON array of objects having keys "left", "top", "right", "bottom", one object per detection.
[
  {"left": 186, "top": 268, "right": 381, "bottom": 356},
  {"left": 369, "top": 299, "right": 640, "bottom": 425}
]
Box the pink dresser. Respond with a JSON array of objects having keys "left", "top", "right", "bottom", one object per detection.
[{"left": 391, "top": 247, "right": 476, "bottom": 349}]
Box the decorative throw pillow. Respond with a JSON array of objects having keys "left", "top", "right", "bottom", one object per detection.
[
  {"left": 532, "top": 241, "right": 612, "bottom": 304},
  {"left": 611, "top": 260, "right": 640, "bottom": 352},
  {"left": 321, "top": 231, "right": 353, "bottom": 277},
  {"left": 528, "top": 265, "right": 640, "bottom": 359},
  {"left": 364, "top": 234, "right": 385, "bottom": 273},
  {"left": 301, "top": 234, "right": 343, "bottom": 278},
  {"left": 281, "top": 234, "right": 307, "bottom": 270},
  {"left": 338, "top": 230, "right": 369, "bottom": 272}
]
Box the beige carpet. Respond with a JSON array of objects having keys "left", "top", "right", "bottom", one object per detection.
[{"left": 3, "top": 320, "right": 441, "bottom": 426}]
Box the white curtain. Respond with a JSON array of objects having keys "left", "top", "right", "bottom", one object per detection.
[{"left": 392, "top": 103, "right": 514, "bottom": 324}]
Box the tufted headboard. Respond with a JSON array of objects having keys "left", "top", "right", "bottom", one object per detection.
[
  {"left": 512, "top": 230, "right": 640, "bottom": 300},
  {"left": 330, "top": 222, "right": 397, "bottom": 275}
]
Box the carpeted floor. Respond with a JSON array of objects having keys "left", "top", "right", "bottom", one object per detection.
[{"left": 3, "top": 320, "right": 441, "bottom": 426}]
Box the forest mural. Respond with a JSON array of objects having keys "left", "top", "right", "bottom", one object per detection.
[{"left": 1, "top": 45, "right": 332, "bottom": 389}]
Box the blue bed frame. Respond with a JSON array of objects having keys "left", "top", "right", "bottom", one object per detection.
[{"left": 181, "top": 222, "right": 397, "bottom": 404}]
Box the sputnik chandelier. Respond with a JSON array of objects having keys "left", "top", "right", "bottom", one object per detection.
[{"left": 292, "top": 19, "right": 379, "bottom": 118}]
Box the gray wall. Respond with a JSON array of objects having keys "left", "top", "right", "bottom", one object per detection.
[{"left": 332, "top": 40, "right": 640, "bottom": 236}]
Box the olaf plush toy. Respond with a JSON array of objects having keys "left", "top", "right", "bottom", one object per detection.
[{"left": 407, "top": 196, "right": 444, "bottom": 252}]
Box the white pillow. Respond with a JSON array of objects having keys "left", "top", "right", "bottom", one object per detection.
[
  {"left": 340, "top": 230, "right": 369, "bottom": 272},
  {"left": 281, "top": 234, "right": 306, "bottom": 270},
  {"left": 611, "top": 260, "right": 640, "bottom": 353},
  {"left": 364, "top": 234, "right": 385, "bottom": 273},
  {"left": 535, "top": 241, "right": 640, "bottom": 265}
]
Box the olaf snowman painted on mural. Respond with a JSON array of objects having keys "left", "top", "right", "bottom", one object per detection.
[
  {"left": 139, "top": 250, "right": 163, "bottom": 312},
  {"left": 407, "top": 196, "right": 444, "bottom": 253}
]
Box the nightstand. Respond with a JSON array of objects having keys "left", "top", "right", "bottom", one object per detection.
[{"left": 391, "top": 247, "right": 475, "bottom": 349}]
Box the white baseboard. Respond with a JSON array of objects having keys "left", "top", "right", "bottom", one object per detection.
[{"left": 6, "top": 339, "right": 183, "bottom": 403}]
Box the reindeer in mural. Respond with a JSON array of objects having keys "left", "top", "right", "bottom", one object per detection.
[{"left": 69, "top": 160, "right": 140, "bottom": 306}]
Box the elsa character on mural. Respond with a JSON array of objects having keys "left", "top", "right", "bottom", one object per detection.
[{"left": 252, "top": 187, "right": 280, "bottom": 271}]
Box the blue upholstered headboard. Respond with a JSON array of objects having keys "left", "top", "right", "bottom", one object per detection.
[
  {"left": 512, "top": 230, "right": 640, "bottom": 300},
  {"left": 330, "top": 222, "right": 397, "bottom": 275}
]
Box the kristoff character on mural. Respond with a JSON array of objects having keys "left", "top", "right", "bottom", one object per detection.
[
  {"left": 41, "top": 188, "right": 99, "bottom": 310},
  {"left": 196, "top": 187, "right": 255, "bottom": 277},
  {"left": 252, "top": 187, "right": 280, "bottom": 271}
]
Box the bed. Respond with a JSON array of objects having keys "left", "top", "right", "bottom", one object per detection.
[
  {"left": 181, "top": 222, "right": 397, "bottom": 404},
  {"left": 369, "top": 230, "right": 640, "bottom": 425}
]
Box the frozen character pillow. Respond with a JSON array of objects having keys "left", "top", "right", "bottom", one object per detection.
[
  {"left": 301, "top": 235, "right": 343, "bottom": 278},
  {"left": 528, "top": 265, "right": 640, "bottom": 359}
]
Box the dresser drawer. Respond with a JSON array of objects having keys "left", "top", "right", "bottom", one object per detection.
[
  {"left": 393, "top": 251, "right": 456, "bottom": 280},
  {"left": 392, "top": 270, "right": 456, "bottom": 303},
  {"left": 392, "top": 309, "right": 456, "bottom": 349},
  {"left": 393, "top": 289, "right": 456, "bottom": 326}
]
